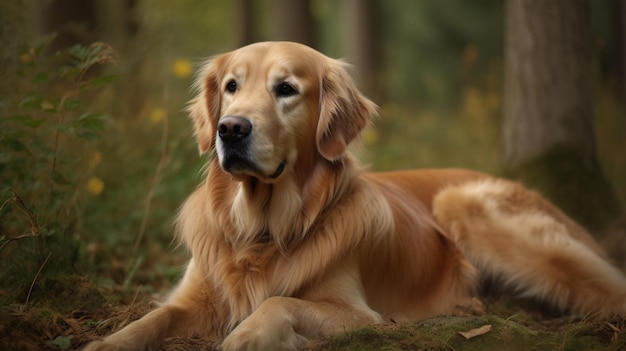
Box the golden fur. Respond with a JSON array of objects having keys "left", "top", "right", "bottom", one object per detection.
[{"left": 85, "top": 42, "right": 626, "bottom": 351}]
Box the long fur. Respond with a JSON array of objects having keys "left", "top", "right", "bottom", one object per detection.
[{"left": 85, "top": 42, "right": 626, "bottom": 351}]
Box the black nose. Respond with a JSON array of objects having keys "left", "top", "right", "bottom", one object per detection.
[{"left": 218, "top": 116, "right": 252, "bottom": 143}]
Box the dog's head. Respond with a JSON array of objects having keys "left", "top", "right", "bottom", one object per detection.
[{"left": 188, "top": 41, "right": 377, "bottom": 183}]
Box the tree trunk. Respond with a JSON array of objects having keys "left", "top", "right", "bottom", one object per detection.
[
  {"left": 503, "top": 0, "right": 621, "bottom": 231},
  {"left": 503, "top": 0, "right": 595, "bottom": 168},
  {"left": 617, "top": 0, "right": 626, "bottom": 101},
  {"left": 269, "top": 0, "right": 316, "bottom": 48},
  {"left": 233, "top": 0, "right": 257, "bottom": 46},
  {"left": 342, "top": 0, "right": 383, "bottom": 102},
  {"left": 38, "top": 0, "right": 97, "bottom": 50}
]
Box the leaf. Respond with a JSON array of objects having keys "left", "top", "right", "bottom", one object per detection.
[
  {"left": 77, "top": 131, "right": 101, "bottom": 141},
  {"left": 4, "top": 138, "right": 27, "bottom": 152},
  {"left": 19, "top": 93, "right": 43, "bottom": 108},
  {"left": 77, "top": 112, "right": 100, "bottom": 121},
  {"left": 50, "top": 122, "right": 74, "bottom": 134},
  {"left": 51, "top": 170, "right": 72, "bottom": 186},
  {"left": 48, "top": 335, "right": 73, "bottom": 349},
  {"left": 78, "top": 112, "right": 110, "bottom": 131},
  {"left": 63, "top": 99, "right": 81, "bottom": 110},
  {"left": 458, "top": 324, "right": 493, "bottom": 340},
  {"left": 23, "top": 118, "right": 47, "bottom": 129},
  {"left": 32, "top": 72, "right": 49, "bottom": 84},
  {"left": 58, "top": 65, "right": 80, "bottom": 79},
  {"left": 81, "top": 118, "right": 104, "bottom": 131},
  {"left": 89, "top": 74, "right": 118, "bottom": 87},
  {"left": 67, "top": 44, "right": 90, "bottom": 66}
]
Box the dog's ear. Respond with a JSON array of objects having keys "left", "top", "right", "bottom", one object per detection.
[
  {"left": 187, "top": 58, "right": 222, "bottom": 154},
  {"left": 317, "top": 60, "right": 378, "bottom": 161}
]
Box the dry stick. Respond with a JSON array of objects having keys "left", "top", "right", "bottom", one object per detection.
[
  {"left": 0, "top": 191, "right": 42, "bottom": 253},
  {"left": 49, "top": 96, "right": 66, "bottom": 200},
  {"left": 134, "top": 94, "right": 170, "bottom": 251},
  {"left": 119, "top": 285, "right": 144, "bottom": 329},
  {"left": 25, "top": 251, "right": 52, "bottom": 304}
]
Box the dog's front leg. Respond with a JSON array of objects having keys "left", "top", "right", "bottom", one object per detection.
[
  {"left": 221, "top": 296, "right": 381, "bottom": 351},
  {"left": 83, "top": 304, "right": 193, "bottom": 351},
  {"left": 84, "top": 259, "right": 225, "bottom": 351}
]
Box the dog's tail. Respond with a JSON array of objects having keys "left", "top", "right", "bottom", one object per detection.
[{"left": 432, "top": 178, "right": 626, "bottom": 318}]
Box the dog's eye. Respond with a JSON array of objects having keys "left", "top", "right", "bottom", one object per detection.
[
  {"left": 225, "top": 80, "right": 238, "bottom": 93},
  {"left": 275, "top": 82, "right": 297, "bottom": 97}
]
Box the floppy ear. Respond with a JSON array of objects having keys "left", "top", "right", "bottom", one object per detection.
[
  {"left": 317, "top": 60, "right": 378, "bottom": 161},
  {"left": 187, "top": 59, "right": 222, "bottom": 154}
]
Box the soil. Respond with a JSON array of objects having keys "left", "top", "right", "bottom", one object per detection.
[{"left": 1, "top": 277, "right": 624, "bottom": 350}]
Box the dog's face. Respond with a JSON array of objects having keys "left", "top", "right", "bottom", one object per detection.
[{"left": 188, "top": 42, "right": 377, "bottom": 183}]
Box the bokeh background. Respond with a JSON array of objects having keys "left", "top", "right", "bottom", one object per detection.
[{"left": 1, "top": 1, "right": 625, "bottom": 349}]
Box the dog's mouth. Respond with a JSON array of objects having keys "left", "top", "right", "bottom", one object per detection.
[
  {"left": 220, "top": 154, "right": 286, "bottom": 181},
  {"left": 267, "top": 160, "right": 286, "bottom": 179}
]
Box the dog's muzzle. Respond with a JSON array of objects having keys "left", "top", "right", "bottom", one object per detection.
[
  {"left": 217, "top": 115, "right": 253, "bottom": 173},
  {"left": 217, "top": 116, "right": 285, "bottom": 179}
]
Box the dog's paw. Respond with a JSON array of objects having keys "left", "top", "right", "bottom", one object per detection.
[
  {"left": 82, "top": 340, "right": 127, "bottom": 351},
  {"left": 82, "top": 337, "right": 157, "bottom": 351},
  {"left": 221, "top": 320, "right": 307, "bottom": 351}
]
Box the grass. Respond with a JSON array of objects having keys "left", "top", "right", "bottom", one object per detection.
[{"left": 3, "top": 286, "right": 625, "bottom": 350}]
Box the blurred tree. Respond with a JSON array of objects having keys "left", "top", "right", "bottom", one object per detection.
[
  {"left": 615, "top": 0, "right": 626, "bottom": 101},
  {"left": 342, "top": 0, "right": 383, "bottom": 102},
  {"left": 233, "top": 0, "right": 257, "bottom": 46},
  {"left": 269, "top": 0, "right": 316, "bottom": 47},
  {"left": 98, "top": 0, "right": 143, "bottom": 116},
  {"left": 38, "top": 0, "right": 96, "bottom": 50},
  {"left": 503, "top": 0, "right": 621, "bottom": 230},
  {"left": 100, "top": 0, "right": 139, "bottom": 50}
]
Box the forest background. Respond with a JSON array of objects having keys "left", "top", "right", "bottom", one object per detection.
[{"left": 1, "top": 0, "right": 625, "bottom": 350}]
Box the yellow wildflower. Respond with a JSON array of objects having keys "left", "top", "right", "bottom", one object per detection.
[
  {"left": 172, "top": 58, "right": 193, "bottom": 78},
  {"left": 86, "top": 177, "right": 105, "bottom": 196},
  {"left": 19, "top": 52, "right": 33, "bottom": 64},
  {"left": 149, "top": 108, "right": 167, "bottom": 124},
  {"left": 362, "top": 127, "right": 379, "bottom": 145}
]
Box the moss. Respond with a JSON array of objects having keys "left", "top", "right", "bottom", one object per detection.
[
  {"left": 317, "top": 315, "right": 623, "bottom": 351},
  {"left": 504, "top": 146, "right": 622, "bottom": 231}
]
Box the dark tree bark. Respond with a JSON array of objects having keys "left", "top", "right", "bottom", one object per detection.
[
  {"left": 100, "top": 0, "right": 139, "bottom": 49},
  {"left": 38, "top": 0, "right": 97, "bottom": 50},
  {"left": 503, "top": 0, "right": 621, "bottom": 230},
  {"left": 342, "top": 0, "right": 384, "bottom": 102},
  {"left": 616, "top": 0, "right": 626, "bottom": 101},
  {"left": 233, "top": 0, "right": 257, "bottom": 46},
  {"left": 269, "top": 0, "right": 316, "bottom": 48},
  {"left": 504, "top": 0, "right": 595, "bottom": 169}
]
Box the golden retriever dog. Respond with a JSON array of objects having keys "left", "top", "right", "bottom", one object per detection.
[{"left": 85, "top": 41, "right": 626, "bottom": 351}]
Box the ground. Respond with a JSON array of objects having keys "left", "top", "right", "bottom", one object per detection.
[{"left": 1, "top": 274, "right": 625, "bottom": 350}]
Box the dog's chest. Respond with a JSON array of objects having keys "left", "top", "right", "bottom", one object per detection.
[{"left": 213, "top": 245, "right": 279, "bottom": 321}]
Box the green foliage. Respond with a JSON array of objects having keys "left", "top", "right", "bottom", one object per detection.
[{"left": 0, "top": 35, "right": 117, "bottom": 305}]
